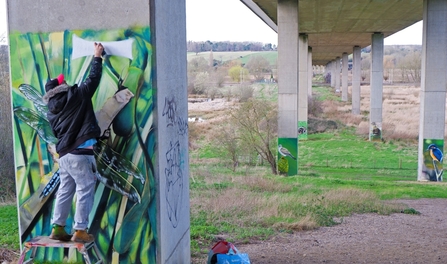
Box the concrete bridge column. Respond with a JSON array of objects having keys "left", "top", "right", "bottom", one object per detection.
[
  {"left": 277, "top": 0, "right": 298, "bottom": 176},
  {"left": 369, "top": 33, "right": 384, "bottom": 141},
  {"left": 308, "top": 47, "right": 313, "bottom": 98},
  {"left": 418, "top": 0, "right": 447, "bottom": 181},
  {"left": 335, "top": 57, "right": 341, "bottom": 92},
  {"left": 7, "top": 0, "right": 190, "bottom": 263},
  {"left": 342, "top": 52, "right": 348, "bottom": 101},
  {"left": 330, "top": 61, "right": 335, "bottom": 87},
  {"left": 352, "top": 46, "right": 361, "bottom": 115},
  {"left": 298, "top": 33, "right": 308, "bottom": 140}
]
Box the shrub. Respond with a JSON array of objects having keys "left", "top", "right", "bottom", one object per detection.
[
  {"left": 193, "top": 72, "right": 210, "bottom": 94},
  {"left": 228, "top": 66, "right": 249, "bottom": 82},
  {"left": 229, "top": 98, "right": 278, "bottom": 174},
  {"left": 308, "top": 95, "right": 323, "bottom": 117},
  {"left": 237, "top": 85, "right": 254, "bottom": 102}
]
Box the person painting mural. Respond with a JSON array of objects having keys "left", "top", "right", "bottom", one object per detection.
[{"left": 42, "top": 42, "right": 104, "bottom": 243}]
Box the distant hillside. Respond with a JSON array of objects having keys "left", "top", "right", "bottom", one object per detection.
[
  {"left": 188, "top": 45, "right": 422, "bottom": 69},
  {"left": 187, "top": 51, "right": 278, "bottom": 67}
]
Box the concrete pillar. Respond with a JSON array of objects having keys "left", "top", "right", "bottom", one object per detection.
[
  {"left": 7, "top": 0, "right": 190, "bottom": 263},
  {"left": 352, "top": 46, "right": 361, "bottom": 115},
  {"left": 418, "top": 0, "right": 447, "bottom": 181},
  {"left": 298, "top": 34, "right": 308, "bottom": 140},
  {"left": 330, "top": 61, "right": 335, "bottom": 87},
  {"left": 152, "top": 1, "right": 191, "bottom": 262},
  {"left": 341, "top": 52, "right": 349, "bottom": 101},
  {"left": 335, "top": 57, "right": 341, "bottom": 92},
  {"left": 277, "top": 0, "right": 298, "bottom": 176},
  {"left": 369, "top": 33, "right": 384, "bottom": 141},
  {"left": 308, "top": 47, "right": 313, "bottom": 98}
]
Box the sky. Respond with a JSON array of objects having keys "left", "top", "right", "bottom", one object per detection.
[{"left": 1, "top": 0, "right": 422, "bottom": 46}]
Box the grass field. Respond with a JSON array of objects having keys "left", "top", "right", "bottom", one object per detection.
[
  {"left": 187, "top": 51, "right": 278, "bottom": 66},
  {"left": 189, "top": 126, "right": 447, "bottom": 258},
  {"left": 2, "top": 82, "right": 447, "bottom": 263}
]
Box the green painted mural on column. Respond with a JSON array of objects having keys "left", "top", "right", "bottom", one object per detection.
[
  {"left": 420, "top": 139, "right": 444, "bottom": 182},
  {"left": 298, "top": 121, "right": 308, "bottom": 140},
  {"left": 369, "top": 122, "right": 382, "bottom": 141},
  {"left": 277, "top": 138, "right": 298, "bottom": 176},
  {"left": 10, "top": 27, "right": 156, "bottom": 263}
]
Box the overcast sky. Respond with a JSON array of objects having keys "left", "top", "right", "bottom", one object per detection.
[{"left": 1, "top": 0, "right": 422, "bottom": 46}]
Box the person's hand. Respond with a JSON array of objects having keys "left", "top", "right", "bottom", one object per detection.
[{"left": 94, "top": 42, "right": 104, "bottom": 58}]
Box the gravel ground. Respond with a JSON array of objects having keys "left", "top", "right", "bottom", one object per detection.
[{"left": 193, "top": 199, "right": 447, "bottom": 264}]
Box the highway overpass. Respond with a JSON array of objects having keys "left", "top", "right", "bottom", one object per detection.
[
  {"left": 241, "top": 0, "right": 447, "bottom": 182},
  {"left": 241, "top": 0, "right": 423, "bottom": 65}
]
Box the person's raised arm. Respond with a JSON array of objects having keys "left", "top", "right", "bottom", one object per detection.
[{"left": 77, "top": 42, "right": 104, "bottom": 98}]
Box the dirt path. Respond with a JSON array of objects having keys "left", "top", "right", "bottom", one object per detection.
[{"left": 194, "top": 198, "right": 447, "bottom": 264}]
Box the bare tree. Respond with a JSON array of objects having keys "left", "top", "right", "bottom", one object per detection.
[
  {"left": 383, "top": 55, "right": 395, "bottom": 83},
  {"left": 229, "top": 98, "right": 278, "bottom": 174},
  {"left": 188, "top": 57, "right": 210, "bottom": 94},
  {"left": 214, "top": 122, "right": 241, "bottom": 172},
  {"left": 246, "top": 55, "right": 271, "bottom": 81},
  {"left": 405, "top": 51, "right": 421, "bottom": 83}
]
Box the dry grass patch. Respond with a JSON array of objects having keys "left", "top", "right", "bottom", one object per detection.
[
  {"left": 190, "top": 187, "right": 265, "bottom": 225},
  {"left": 237, "top": 175, "right": 294, "bottom": 193},
  {"left": 0, "top": 248, "right": 19, "bottom": 263},
  {"left": 314, "top": 189, "right": 404, "bottom": 215},
  {"left": 272, "top": 215, "right": 318, "bottom": 231}
]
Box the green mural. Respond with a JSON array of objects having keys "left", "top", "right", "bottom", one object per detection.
[
  {"left": 277, "top": 138, "right": 298, "bottom": 176},
  {"left": 298, "top": 121, "right": 308, "bottom": 140},
  {"left": 420, "top": 139, "right": 444, "bottom": 182},
  {"left": 369, "top": 122, "right": 382, "bottom": 141},
  {"left": 10, "top": 27, "right": 156, "bottom": 263}
]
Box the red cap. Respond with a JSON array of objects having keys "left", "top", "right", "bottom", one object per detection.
[{"left": 57, "top": 74, "right": 64, "bottom": 85}]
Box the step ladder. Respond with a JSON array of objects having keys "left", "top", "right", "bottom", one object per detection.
[{"left": 18, "top": 236, "right": 103, "bottom": 264}]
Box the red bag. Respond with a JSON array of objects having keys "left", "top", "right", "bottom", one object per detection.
[
  {"left": 212, "top": 240, "right": 231, "bottom": 254},
  {"left": 207, "top": 240, "right": 236, "bottom": 264}
]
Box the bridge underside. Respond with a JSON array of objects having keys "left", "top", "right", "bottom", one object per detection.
[{"left": 241, "top": 0, "right": 423, "bottom": 65}]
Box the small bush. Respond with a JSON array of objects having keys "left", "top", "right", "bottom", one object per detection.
[
  {"left": 193, "top": 72, "right": 210, "bottom": 94},
  {"left": 401, "top": 208, "right": 421, "bottom": 215},
  {"left": 206, "top": 87, "right": 220, "bottom": 100},
  {"left": 308, "top": 95, "right": 323, "bottom": 117},
  {"left": 237, "top": 86, "right": 254, "bottom": 102}
]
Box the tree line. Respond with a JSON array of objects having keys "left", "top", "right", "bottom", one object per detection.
[{"left": 187, "top": 40, "right": 277, "bottom": 54}]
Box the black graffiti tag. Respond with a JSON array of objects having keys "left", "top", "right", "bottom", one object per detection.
[
  {"left": 177, "top": 117, "right": 188, "bottom": 136},
  {"left": 165, "top": 140, "right": 183, "bottom": 228},
  {"left": 162, "top": 95, "right": 176, "bottom": 127}
]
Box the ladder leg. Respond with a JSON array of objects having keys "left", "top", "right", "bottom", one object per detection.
[
  {"left": 30, "top": 246, "right": 37, "bottom": 259},
  {"left": 17, "top": 247, "right": 30, "bottom": 264},
  {"left": 80, "top": 249, "right": 92, "bottom": 264},
  {"left": 92, "top": 243, "right": 104, "bottom": 264}
]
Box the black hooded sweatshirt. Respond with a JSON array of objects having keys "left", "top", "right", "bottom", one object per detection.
[{"left": 43, "top": 57, "right": 103, "bottom": 158}]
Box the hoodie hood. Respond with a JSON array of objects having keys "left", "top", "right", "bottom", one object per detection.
[
  {"left": 43, "top": 83, "right": 71, "bottom": 103},
  {"left": 43, "top": 83, "right": 71, "bottom": 114}
]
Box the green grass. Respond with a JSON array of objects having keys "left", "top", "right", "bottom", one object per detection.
[
  {"left": 299, "top": 128, "right": 418, "bottom": 171},
  {"left": 3, "top": 129, "right": 447, "bottom": 261},
  {"left": 312, "top": 85, "right": 342, "bottom": 101},
  {"left": 189, "top": 126, "right": 447, "bottom": 258},
  {"left": 239, "top": 51, "right": 278, "bottom": 66},
  {"left": 0, "top": 204, "right": 19, "bottom": 251},
  {"left": 3, "top": 91, "right": 447, "bottom": 261}
]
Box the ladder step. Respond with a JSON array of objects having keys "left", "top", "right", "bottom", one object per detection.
[{"left": 18, "top": 236, "right": 103, "bottom": 264}]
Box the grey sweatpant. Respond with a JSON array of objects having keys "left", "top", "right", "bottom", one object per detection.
[{"left": 52, "top": 153, "right": 97, "bottom": 231}]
